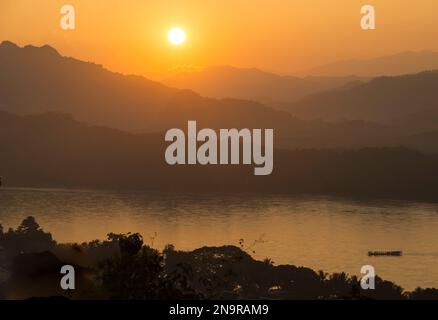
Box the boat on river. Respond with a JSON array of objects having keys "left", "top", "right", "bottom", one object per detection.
[{"left": 368, "top": 250, "right": 402, "bottom": 256}]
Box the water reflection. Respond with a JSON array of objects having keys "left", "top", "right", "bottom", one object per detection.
[{"left": 1, "top": 187, "right": 437, "bottom": 290}]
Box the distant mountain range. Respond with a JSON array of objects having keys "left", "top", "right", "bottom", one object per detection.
[
  {"left": 164, "top": 66, "right": 365, "bottom": 108},
  {"left": 164, "top": 51, "right": 438, "bottom": 111},
  {"left": 2, "top": 41, "right": 438, "bottom": 152},
  {"left": 2, "top": 110, "right": 438, "bottom": 199},
  {"left": 2, "top": 40, "right": 438, "bottom": 197},
  {"left": 303, "top": 51, "right": 438, "bottom": 77},
  {"left": 0, "top": 41, "right": 403, "bottom": 150},
  {"left": 0, "top": 41, "right": 302, "bottom": 145},
  {"left": 287, "top": 71, "right": 438, "bottom": 131}
]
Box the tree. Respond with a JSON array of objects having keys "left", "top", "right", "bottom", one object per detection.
[
  {"left": 17, "top": 216, "right": 41, "bottom": 233},
  {"left": 0, "top": 216, "right": 56, "bottom": 257},
  {"left": 98, "top": 233, "right": 198, "bottom": 299}
]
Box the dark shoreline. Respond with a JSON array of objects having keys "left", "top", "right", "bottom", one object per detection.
[
  {"left": 1, "top": 217, "right": 437, "bottom": 300},
  {"left": 3, "top": 185, "right": 438, "bottom": 204}
]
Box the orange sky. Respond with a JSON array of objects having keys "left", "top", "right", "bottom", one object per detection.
[{"left": 1, "top": 0, "right": 438, "bottom": 79}]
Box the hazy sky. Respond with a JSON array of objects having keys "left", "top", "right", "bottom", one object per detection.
[{"left": 1, "top": 0, "right": 437, "bottom": 79}]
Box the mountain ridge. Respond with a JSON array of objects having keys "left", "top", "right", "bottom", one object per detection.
[
  {"left": 164, "top": 65, "right": 366, "bottom": 109},
  {"left": 287, "top": 70, "right": 438, "bottom": 129},
  {"left": 1, "top": 110, "right": 438, "bottom": 199},
  {"left": 0, "top": 41, "right": 404, "bottom": 151},
  {"left": 302, "top": 50, "right": 438, "bottom": 77},
  {"left": 0, "top": 41, "right": 293, "bottom": 132}
]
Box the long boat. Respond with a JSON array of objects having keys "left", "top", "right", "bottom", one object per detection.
[{"left": 368, "top": 251, "right": 402, "bottom": 256}]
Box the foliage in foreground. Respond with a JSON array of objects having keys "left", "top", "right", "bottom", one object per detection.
[{"left": 1, "top": 217, "right": 437, "bottom": 300}]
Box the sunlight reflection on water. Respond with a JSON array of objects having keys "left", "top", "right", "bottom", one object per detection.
[{"left": 1, "top": 187, "right": 438, "bottom": 290}]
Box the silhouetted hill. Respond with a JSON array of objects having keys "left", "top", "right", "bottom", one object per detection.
[
  {"left": 0, "top": 41, "right": 293, "bottom": 133},
  {"left": 3, "top": 218, "right": 437, "bottom": 299},
  {"left": 0, "top": 41, "right": 404, "bottom": 150},
  {"left": 2, "top": 111, "right": 438, "bottom": 199},
  {"left": 403, "top": 131, "right": 438, "bottom": 153},
  {"left": 164, "top": 66, "right": 365, "bottom": 109},
  {"left": 304, "top": 51, "right": 438, "bottom": 77},
  {"left": 288, "top": 71, "right": 438, "bottom": 130}
]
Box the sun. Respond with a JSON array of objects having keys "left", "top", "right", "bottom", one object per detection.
[{"left": 168, "top": 27, "right": 186, "bottom": 46}]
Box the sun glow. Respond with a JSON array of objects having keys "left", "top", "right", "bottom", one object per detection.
[{"left": 168, "top": 27, "right": 186, "bottom": 46}]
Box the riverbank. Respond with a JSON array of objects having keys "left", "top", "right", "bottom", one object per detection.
[{"left": 1, "top": 217, "right": 437, "bottom": 300}]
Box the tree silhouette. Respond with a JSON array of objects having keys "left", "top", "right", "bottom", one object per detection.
[
  {"left": 0, "top": 217, "right": 436, "bottom": 300},
  {"left": 17, "top": 217, "right": 41, "bottom": 233},
  {"left": 0, "top": 216, "right": 56, "bottom": 258},
  {"left": 98, "top": 233, "right": 198, "bottom": 299}
]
